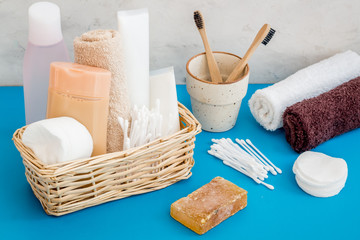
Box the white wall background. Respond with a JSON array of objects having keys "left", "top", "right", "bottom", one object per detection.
[{"left": 1, "top": 0, "right": 360, "bottom": 85}]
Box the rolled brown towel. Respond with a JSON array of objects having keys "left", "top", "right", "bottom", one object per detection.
[
  {"left": 74, "top": 30, "right": 131, "bottom": 153},
  {"left": 283, "top": 77, "right": 360, "bottom": 153}
]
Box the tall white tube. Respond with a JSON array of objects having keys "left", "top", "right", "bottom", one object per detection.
[
  {"left": 150, "top": 67, "right": 180, "bottom": 136},
  {"left": 117, "top": 8, "right": 149, "bottom": 108}
]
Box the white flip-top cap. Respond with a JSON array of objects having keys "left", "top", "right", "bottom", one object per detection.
[{"left": 28, "top": 2, "right": 63, "bottom": 46}]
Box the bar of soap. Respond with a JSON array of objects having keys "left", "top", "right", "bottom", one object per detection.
[{"left": 170, "top": 177, "right": 247, "bottom": 235}]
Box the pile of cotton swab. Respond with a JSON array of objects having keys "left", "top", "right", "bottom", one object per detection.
[
  {"left": 208, "top": 138, "right": 282, "bottom": 190},
  {"left": 118, "top": 100, "right": 163, "bottom": 151}
]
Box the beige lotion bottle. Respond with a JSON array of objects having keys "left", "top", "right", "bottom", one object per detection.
[{"left": 47, "top": 62, "right": 111, "bottom": 156}]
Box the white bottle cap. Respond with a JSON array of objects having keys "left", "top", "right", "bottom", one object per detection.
[{"left": 28, "top": 2, "right": 63, "bottom": 46}]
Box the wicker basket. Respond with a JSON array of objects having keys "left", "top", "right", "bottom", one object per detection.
[{"left": 13, "top": 102, "right": 201, "bottom": 216}]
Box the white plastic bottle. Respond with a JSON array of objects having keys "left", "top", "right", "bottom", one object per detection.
[{"left": 23, "top": 2, "right": 69, "bottom": 124}]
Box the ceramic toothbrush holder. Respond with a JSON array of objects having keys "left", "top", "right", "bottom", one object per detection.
[{"left": 186, "top": 51, "right": 249, "bottom": 132}]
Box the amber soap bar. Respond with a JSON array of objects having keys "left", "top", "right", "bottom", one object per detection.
[{"left": 170, "top": 177, "right": 247, "bottom": 235}]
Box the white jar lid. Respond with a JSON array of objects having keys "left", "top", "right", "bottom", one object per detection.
[
  {"left": 293, "top": 151, "right": 348, "bottom": 197},
  {"left": 28, "top": 2, "right": 63, "bottom": 46}
]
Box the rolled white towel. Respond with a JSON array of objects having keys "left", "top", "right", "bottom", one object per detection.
[
  {"left": 22, "top": 117, "right": 93, "bottom": 165},
  {"left": 248, "top": 50, "right": 360, "bottom": 131}
]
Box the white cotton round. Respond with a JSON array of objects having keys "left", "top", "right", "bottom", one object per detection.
[
  {"left": 293, "top": 151, "right": 348, "bottom": 198},
  {"left": 295, "top": 175, "right": 347, "bottom": 198}
]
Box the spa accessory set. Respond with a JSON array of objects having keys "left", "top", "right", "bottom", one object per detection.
[
  {"left": 14, "top": 2, "right": 201, "bottom": 216},
  {"left": 10, "top": 2, "right": 360, "bottom": 236}
]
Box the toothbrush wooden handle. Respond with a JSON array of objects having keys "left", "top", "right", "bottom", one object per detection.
[
  {"left": 199, "top": 29, "right": 222, "bottom": 84},
  {"left": 226, "top": 24, "right": 270, "bottom": 83},
  {"left": 225, "top": 46, "right": 255, "bottom": 83}
]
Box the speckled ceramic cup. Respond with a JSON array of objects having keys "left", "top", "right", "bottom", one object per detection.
[{"left": 186, "top": 52, "right": 249, "bottom": 132}]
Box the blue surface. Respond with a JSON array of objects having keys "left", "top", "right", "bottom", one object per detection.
[{"left": 1, "top": 85, "right": 359, "bottom": 240}]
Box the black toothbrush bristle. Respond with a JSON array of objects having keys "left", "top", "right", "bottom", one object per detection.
[
  {"left": 194, "top": 11, "right": 203, "bottom": 29},
  {"left": 262, "top": 28, "right": 276, "bottom": 45}
]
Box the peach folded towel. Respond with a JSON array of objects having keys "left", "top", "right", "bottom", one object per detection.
[{"left": 74, "top": 29, "right": 131, "bottom": 153}]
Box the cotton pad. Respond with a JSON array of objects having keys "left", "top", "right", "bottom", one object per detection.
[
  {"left": 293, "top": 151, "right": 347, "bottom": 197},
  {"left": 22, "top": 117, "right": 93, "bottom": 165}
]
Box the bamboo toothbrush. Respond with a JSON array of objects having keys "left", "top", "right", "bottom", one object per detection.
[
  {"left": 225, "top": 24, "right": 276, "bottom": 83},
  {"left": 193, "top": 10, "right": 222, "bottom": 84}
]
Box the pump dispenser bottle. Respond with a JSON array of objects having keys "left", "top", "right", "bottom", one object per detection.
[{"left": 23, "top": 2, "right": 69, "bottom": 124}]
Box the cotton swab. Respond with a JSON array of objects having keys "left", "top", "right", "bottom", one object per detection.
[
  {"left": 218, "top": 139, "right": 268, "bottom": 177},
  {"left": 208, "top": 138, "right": 275, "bottom": 190},
  {"left": 222, "top": 158, "right": 273, "bottom": 190},
  {"left": 117, "top": 101, "right": 165, "bottom": 151},
  {"left": 223, "top": 138, "right": 268, "bottom": 174},
  {"left": 210, "top": 144, "right": 268, "bottom": 180},
  {"left": 236, "top": 138, "right": 269, "bottom": 169},
  {"left": 240, "top": 139, "right": 277, "bottom": 175},
  {"left": 245, "top": 139, "right": 282, "bottom": 174},
  {"left": 208, "top": 149, "right": 270, "bottom": 185},
  {"left": 236, "top": 138, "right": 273, "bottom": 173},
  {"left": 237, "top": 139, "right": 277, "bottom": 175},
  {"left": 223, "top": 161, "right": 274, "bottom": 190},
  {"left": 211, "top": 139, "right": 260, "bottom": 171}
]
